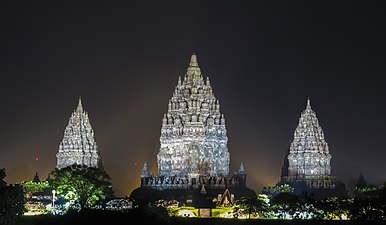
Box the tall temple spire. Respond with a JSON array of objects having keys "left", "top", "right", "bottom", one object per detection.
[
  {"left": 278, "top": 99, "right": 348, "bottom": 199},
  {"left": 286, "top": 99, "right": 331, "bottom": 179},
  {"left": 56, "top": 98, "right": 102, "bottom": 169},
  {"left": 133, "top": 53, "right": 255, "bottom": 198},
  {"left": 157, "top": 53, "right": 230, "bottom": 178}
]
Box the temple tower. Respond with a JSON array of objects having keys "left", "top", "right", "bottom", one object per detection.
[
  {"left": 56, "top": 98, "right": 102, "bottom": 169},
  {"left": 285, "top": 98, "right": 332, "bottom": 181},
  {"left": 157, "top": 53, "right": 230, "bottom": 179},
  {"left": 130, "top": 54, "right": 256, "bottom": 205},
  {"left": 278, "top": 99, "right": 347, "bottom": 198}
]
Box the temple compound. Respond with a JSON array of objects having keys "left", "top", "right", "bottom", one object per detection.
[
  {"left": 56, "top": 98, "right": 103, "bottom": 169},
  {"left": 273, "top": 99, "right": 347, "bottom": 199},
  {"left": 130, "top": 54, "right": 255, "bottom": 206}
]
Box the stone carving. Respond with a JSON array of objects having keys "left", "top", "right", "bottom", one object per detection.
[
  {"left": 56, "top": 98, "right": 102, "bottom": 169},
  {"left": 141, "top": 54, "right": 246, "bottom": 190},
  {"left": 157, "top": 53, "right": 230, "bottom": 178},
  {"left": 281, "top": 99, "right": 334, "bottom": 188}
]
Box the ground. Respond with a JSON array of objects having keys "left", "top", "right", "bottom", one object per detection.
[{"left": 16, "top": 210, "right": 386, "bottom": 225}]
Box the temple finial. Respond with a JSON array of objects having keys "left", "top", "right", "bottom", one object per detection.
[
  {"left": 306, "top": 97, "right": 311, "bottom": 109},
  {"left": 77, "top": 96, "right": 83, "bottom": 112},
  {"left": 33, "top": 171, "right": 40, "bottom": 182},
  {"left": 141, "top": 162, "right": 149, "bottom": 178},
  {"left": 206, "top": 77, "right": 210, "bottom": 86},
  {"left": 189, "top": 52, "right": 198, "bottom": 67},
  {"left": 239, "top": 162, "right": 245, "bottom": 174}
]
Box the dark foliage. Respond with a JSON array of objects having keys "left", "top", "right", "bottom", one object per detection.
[
  {"left": 16, "top": 207, "right": 171, "bottom": 225},
  {"left": 0, "top": 168, "right": 26, "bottom": 225}
]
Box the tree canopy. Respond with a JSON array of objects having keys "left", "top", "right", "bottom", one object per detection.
[
  {"left": 0, "top": 168, "right": 25, "bottom": 225},
  {"left": 19, "top": 180, "right": 49, "bottom": 193},
  {"left": 234, "top": 195, "right": 270, "bottom": 219},
  {"left": 50, "top": 165, "right": 114, "bottom": 210}
]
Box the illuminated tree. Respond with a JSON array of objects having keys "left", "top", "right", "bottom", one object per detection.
[
  {"left": 0, "top": 168, "right": 25, "bottom": 225},
  {"left": 262, "top": 184, "right": 294, "bottom": 199},
  {"left": 50, "top": 165, "right": 114, "bottom": 210},
  {"left": 315, "top": 197, "right": 351, "bottom": 220},
  {"left": 19, "top": 181, "right": 49, "bottom": 194},
  {"left": 271, "top": 192, "right": 303, "bottom": 219},
  {"left": 234, "top": 195, "right": 269, "bottom": 219}
]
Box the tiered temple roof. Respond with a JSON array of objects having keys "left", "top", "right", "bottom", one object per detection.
[
  {"left": 130, "top": 53, "right": 256, "bottom": 204},
  {"left": 157, "top": 53, "right": 230, "bottom": 178},
  {"left": 285, "top": 98, "right": 332, "bottom": 180},
  {"left": 277, "top": 99, "right": 347, "bottom": 198},
  {"left": 56, "top": 98, "right": 102, "bottom": 169}
]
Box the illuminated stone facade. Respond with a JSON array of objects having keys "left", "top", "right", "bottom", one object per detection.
[
  {"left": 157, "top": 53, "right": 230, "bottom": 177},
  {"left": 140, "top": 54, "right": 247, "bottom": 190},
  {"left": 56, "top": 98, "right": 102, "bottom": 169},
  {"left": 286, "top": 99, "right": 332, "bottom": 180},
  {"left": 279, "top": 99, "right": 347, "bottom": 198}
]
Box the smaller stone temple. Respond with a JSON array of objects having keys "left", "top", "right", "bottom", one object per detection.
[
  {"left": 274, "top": 99, "right": 347, "bottom": 199},
  {"left": 56, "top": 98, "right": 102, "bottom": 169}
]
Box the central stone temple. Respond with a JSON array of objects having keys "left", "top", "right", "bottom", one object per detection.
[
  {"left": 157, "top": 53, "right": 230, "bottom": 178},
  {"left": 130, "top": 53, "right": 255, "bottom": 205}
]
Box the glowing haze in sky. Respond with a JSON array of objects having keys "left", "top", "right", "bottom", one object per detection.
[{"left": 1, "top": 1, "right": 386, "bottom": 197}]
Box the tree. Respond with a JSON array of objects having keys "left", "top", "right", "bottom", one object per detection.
[
  {"left": 315, "top": 197, "right": 352, "bottom": 220},
  {"left": 19, "top": 180, "right": 49, "bottom": 194},
  {"left": 262, "top": 184, "right": 294, "bottom": 199},
  {"left": 0, "top": 169, "right": 6, "bottom": 188},
  {"left": 234, "top": 195, "right": 270, "bottom": 219},
  {"left": 50, "top": 165, "right": 114, "bottom": 210},
  {"left": 0, "top": 168, "right": 25, "bottom": 225},
  {"left": 271, "top": 192, "right": 304, "bottom": 219}
]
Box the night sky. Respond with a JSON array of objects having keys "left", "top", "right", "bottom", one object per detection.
[{"left": 1, "top": 1, "right": 386, "bottom": 197}]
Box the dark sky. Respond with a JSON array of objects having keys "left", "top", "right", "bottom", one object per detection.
[{"left": 1, "top": 1, "right": 386, "bottom": 197}]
